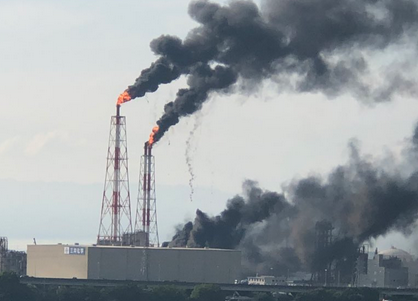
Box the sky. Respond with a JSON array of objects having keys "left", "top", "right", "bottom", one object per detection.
[{"left": 1, "top": 0, "right": 418, "bottom": 253}]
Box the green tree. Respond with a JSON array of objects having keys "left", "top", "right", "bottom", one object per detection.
[
  {"left": 333, "top": 288, "right": 379, "bottom": 301},
  {"left": 104, "top": 284, "right": 146, "bottom": 301},
  {"left": 253, "top": 292, "right": 276, "bottom": 301},
  {"left": 190, "top": 284, "right": 223, "bottom": 301},
  {"left": 390, "top": 296, "right": 418, "bottom": 301},
  {"left": 273, "top": 292, "right": 294, "bottom": 301},
  {"left": 0, "top": 272, "right": 35, "bottom": 301},
  {"left": 56, "top": 286, "right": 103, "bottom": 301},
  {"left": 295, "top": 288, "right": 379, "bottom": 301},
  {"left": 31, "top": 285, "right": 60, "bottom": 301},
  {"left": 294, "top": 289, "right": 334, "bottom": 301},
  {"left": 148, "top": 285, "right": 188, "bottom": 301}
]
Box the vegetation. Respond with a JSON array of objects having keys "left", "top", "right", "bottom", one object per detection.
[
  {"left": 294, "top": 288, "right": 379, "bottom": 301},
  {"left": 190, "top": 284, "right": 224, "bottom": 301},
  {"left": 0, "top": 272, "right": 396, "bottom": 301}
]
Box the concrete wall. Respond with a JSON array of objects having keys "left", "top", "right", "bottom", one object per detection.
[
  {"left": 87, "top": 246, "right": 241, "bottom": 283},
  {"left": 357, "top": 256, "right": 385, "bottom": 287},
  {"left": 384, "top": 267, "right": 408, "bottom": 288},
  {"left": 407, "top": 260, "right": 418, "bottom": 287},
  {"left": 27, "top": 245, "right": 88, "bottom": 279}
]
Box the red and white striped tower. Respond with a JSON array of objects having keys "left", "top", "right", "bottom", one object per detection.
[
  {"left": 97, "top": 105, "right": 133, "bottom": 245},
  {"left": 135, "top": 142, "right": 159, "bottom": 247}
]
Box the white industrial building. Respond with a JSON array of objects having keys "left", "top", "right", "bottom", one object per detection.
[
  {"left": 247, "top": 276, "right": 287, "bottom": 285},
  {"left": 27, "top": 244, "right": 241, "bottom": 284}
]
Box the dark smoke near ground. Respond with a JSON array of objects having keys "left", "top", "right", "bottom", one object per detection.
[
  {"left": 125, "top": 0, "right": 418, "bottom": 143},
  {"left": 166, "top": 124, "right": 418, "bottom": 277}
]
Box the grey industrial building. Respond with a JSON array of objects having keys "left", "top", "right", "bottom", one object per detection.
[
  {"left": 357, "top": 247, "right": 416, "bottom": 288},
  {"left": 27, "top": 244, "right": 241, "bottom": 283}
]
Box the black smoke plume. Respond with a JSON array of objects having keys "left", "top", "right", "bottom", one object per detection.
[
  {"left": 124, "top": 0, "right": 418, "bottom": 143},
  {"left": 170, "top": 180, "right": 290, "bottom": 249},
  {"left": 166, "top": 124, "right": 418, "bottom": 278}
]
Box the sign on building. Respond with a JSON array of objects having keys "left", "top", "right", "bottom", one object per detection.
[{"left": 64, "top": 246, "right": 86, "bottom": 255}]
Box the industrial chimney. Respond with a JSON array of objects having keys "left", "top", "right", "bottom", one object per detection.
[
  {"left": 134, "top": 143, "right": 159, "bottom": 247},
  {"left": 97, "top": 105, "right": 133, "bottom": 245}
]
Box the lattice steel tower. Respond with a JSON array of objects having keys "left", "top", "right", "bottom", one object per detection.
[
  {"left": 313, "top": 220, "right": 334, "bottom": 284},
  {"left": 134, "top": 143, "right": 159, "bottom": 247},
  {"left": 97, "top": 105, "right": 133, "bottom": 245}
]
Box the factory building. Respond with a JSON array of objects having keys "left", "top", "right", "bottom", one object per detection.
[
  {"left": 357, "top": 247, "right": 415, "bottom": 288},
  {"left": 27, "top": 244, "right": 241, "bottom": 283},
  {"left": 0, "top": 237, "right": 26, "bottom": 276},
  {"left": 247, "top": 276, "right": 287, "bottom": 285},
  {"left": 1, "top": 250, "right": 27, "bottom": 276}
]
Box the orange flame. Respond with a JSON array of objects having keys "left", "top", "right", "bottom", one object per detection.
[
  {"left": 148, "top": 126, "right": 159, "bottom": 146},
  {"left": 117, "top": 91, "right": 131, "bottom": 105}
]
